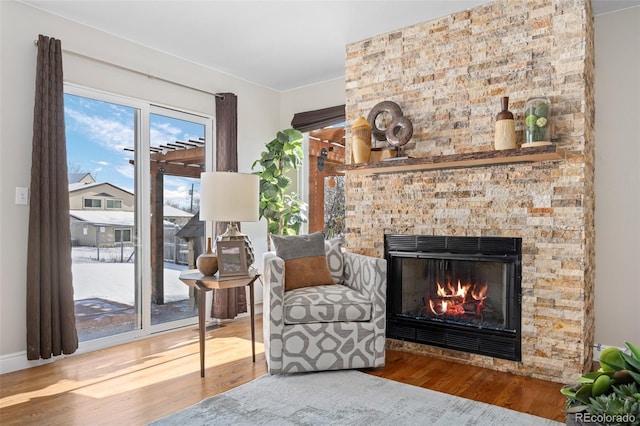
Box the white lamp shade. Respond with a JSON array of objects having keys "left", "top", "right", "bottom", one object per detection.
[{"left": 199, "top": 172, "right": 259, "bottom": 222}]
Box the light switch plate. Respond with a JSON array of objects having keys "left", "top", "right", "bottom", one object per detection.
[{"left": 15, "top": 187, "right": 29, "bottom": 205}]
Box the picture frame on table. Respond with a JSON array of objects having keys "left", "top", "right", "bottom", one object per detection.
[{"left": 216, "top": 240, "right": 249, "bottom": 278}]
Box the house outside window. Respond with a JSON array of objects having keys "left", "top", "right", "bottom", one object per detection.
[
  {"left": 106, "top": 199, "right": 123, "bottom": 209},
  {"left": 83, "top": 198, "right": 102, "bottom": 209}
]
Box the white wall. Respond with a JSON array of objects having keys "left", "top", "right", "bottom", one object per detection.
[{"left": 594, "top": 7, "right": 640, "bottom": 347}]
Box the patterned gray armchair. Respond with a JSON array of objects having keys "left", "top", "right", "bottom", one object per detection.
[{"left": 262, "top": 242, "right": 387, "bottom": 374}]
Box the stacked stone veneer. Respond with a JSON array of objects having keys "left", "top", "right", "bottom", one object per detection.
[{"left": 344, "top": 0, "right": 595, "bottom": 384}]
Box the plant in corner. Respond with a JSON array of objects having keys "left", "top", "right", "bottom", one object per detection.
[
  {"left": 252, "top": 128, "right": 307, "bottom": 251},
  {"left": 562, "top": 342, "right": 640, "bottom": 426}
]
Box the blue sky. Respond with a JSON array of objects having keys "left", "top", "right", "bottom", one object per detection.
[{"left": 64, "top": 94, "right": 204, "bottom": 211}]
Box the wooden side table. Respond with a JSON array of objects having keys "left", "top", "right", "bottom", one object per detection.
[{"left": 178, "top": 270, "right": 260, "bottom": 377}]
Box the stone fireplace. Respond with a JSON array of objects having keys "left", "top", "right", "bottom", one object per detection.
[
  {"left": 385, "top": 235, "right": 522, "bottom": 362},
  {"left": 342, "top": 0, "right": 595, "bottom": 384}
]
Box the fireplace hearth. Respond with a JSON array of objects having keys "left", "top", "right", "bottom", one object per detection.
[{"left": 385, "top": 235, "right": 522, "bottom": 361}]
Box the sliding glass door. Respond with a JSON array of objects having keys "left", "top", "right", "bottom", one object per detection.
[{"left": 65, "top": 85, "right": 211, "bottom": 343}]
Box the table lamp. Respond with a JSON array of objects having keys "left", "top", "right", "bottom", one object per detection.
[{"left": 199, "top": 171, "right": 259, "bottom": 273}]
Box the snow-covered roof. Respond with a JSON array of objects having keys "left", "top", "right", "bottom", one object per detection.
[
  {"left": 70, "top": 205, "right": 193, "bottom": 226},
  {"left": 69, "top": 181, "right": 100, "bottom": 192},
  {"left": 164, "top": 205, "right": 193, "bottom": 218},
  {"left": 70, "top": 210, "right": 134, "bottom": 226},
  {"left": 68, "top": 172, "right": 94, "bottom": 184}
]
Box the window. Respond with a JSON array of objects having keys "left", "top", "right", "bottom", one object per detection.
[
  {"left": 115, "top": 228, "right": 132, "bottom": 242},
  {"left": 106, "top": 199, "right": 123, "bottom": 209},
  {"left": 83, "top": 198, "right": 102, "bottom": 209}
]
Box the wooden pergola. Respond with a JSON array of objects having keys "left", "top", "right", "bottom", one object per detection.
[
  {"left": 127, "top": 138, "right": 205, "bottom": 304},
  {"left": 307, "top": 127, "right": 345, "bottom": 234}
]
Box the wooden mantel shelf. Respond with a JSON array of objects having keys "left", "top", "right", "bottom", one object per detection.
[{"left": 336, "top": 144, "right": 565, "bottom": 175}]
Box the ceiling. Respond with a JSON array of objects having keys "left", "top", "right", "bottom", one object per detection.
[{"left": 20, "top": 0, "right": 640, "bottom": 91}]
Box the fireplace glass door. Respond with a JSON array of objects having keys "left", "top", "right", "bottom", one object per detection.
[{"left": 395, "top": 256, "right": 512, "bottom": 331}]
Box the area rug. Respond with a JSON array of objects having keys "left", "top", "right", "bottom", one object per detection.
[{"left": 149, "top": 370, "right": 562, "bottom": 425}]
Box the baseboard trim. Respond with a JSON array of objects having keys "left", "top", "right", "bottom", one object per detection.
[{"left": 0, "top": 351, "right": 58, "bottom": 375}]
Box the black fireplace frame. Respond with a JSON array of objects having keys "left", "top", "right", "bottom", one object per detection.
[{"left": 384, "top": 235, "right": 522, "bottom": 361}]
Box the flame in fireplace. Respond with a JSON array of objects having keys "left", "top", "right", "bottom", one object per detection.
[
  {"left": 428, "top": 279, "right": 488, "bottom": 317},
  {"left": 436, "top": 280, "right": 470, "bottom": 298},
  {"left": 471, "top": 283, "right": 488, "bottom": 301},
  {"left": 428, "top": 299, "right": 448, "bottom": 315}
]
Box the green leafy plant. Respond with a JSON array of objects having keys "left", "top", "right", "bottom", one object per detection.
[
  {"left": 252, "top": 129, "right": 307, "bottom": 250},
  {"left": 562, "top": 342, "right": 640, "bottom": 425}
]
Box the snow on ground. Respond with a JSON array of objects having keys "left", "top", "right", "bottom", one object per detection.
[{"left": 72, "top": 246, "right": 189, "bottom": 306}]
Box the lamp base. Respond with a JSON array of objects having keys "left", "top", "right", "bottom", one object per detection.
[{"left": 217, "top": 223, "right": 255, "bottom": 267}]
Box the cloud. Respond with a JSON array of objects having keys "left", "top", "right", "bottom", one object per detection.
[
  {"left": 93, "top": 160, "right": 110, "bottom": 166},
  {"left": 65, "top": 106, "right": 135, "bottom": 152},
  {"left": 164, "top": 188, "right": 194, "bottom": 210},
  {"left": 162, "top": 176, "right": 201, "bottom": 209},
  {"left": 163, "top": 175, "right": 188, "bottom": 188},
  {"left": 150, "top": 122, "right": 182, "bottom": 147},
  {"left": 65, "top": 95, "right": 206, "bottom": 155},
  {"left": 116, "top": 164, "right": 134, "bottom": 180}
]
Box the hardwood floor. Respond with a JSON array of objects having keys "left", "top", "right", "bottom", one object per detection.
[{"left": 0, "top": 315, "right": 566, "bottom": 425}]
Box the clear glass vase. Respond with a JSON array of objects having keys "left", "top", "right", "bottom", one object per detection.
[{"left": 523, "top": 96, "right": 551, "bottom": 147}]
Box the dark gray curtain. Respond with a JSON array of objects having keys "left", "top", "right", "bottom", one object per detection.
[
  {"left": 26, "top": 35, "right": 78, "bottom": 359},
  {"left": 210, "top": 92, "right": 247, "bottom": 319},
  {"left": 291, "top": 104, "right": 345, "bottom": 132}
]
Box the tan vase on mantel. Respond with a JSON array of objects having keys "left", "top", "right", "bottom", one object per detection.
[
  {"left": 351, "top": 116, "right": 372, "bottom": 163},
  {"left": 494, "top": 96, "right": 516, "bottom": 150}
]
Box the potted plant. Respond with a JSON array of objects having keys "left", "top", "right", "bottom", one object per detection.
[
  {"left": 562, "top": 342, "right": 640, "bottom": 425},
  {"left": 252, "top": 128, "right": 307, "bottom": 251}
]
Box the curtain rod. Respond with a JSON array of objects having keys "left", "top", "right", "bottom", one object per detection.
[{"left": 34, "top": 39, "right": 224, "bottom": 99}]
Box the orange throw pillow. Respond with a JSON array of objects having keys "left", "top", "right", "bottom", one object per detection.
[{"left": 272, "top": 232, "right": 334, "bottom": 291}]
